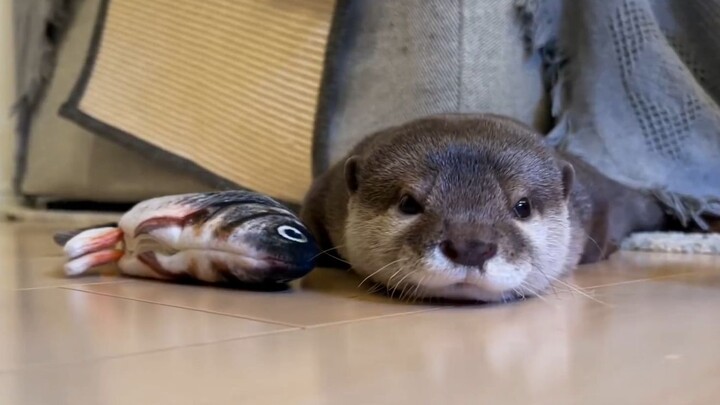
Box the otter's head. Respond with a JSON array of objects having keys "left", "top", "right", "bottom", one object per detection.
[{"left": 342, "top": 115, "right": 576, "bottom": 302}]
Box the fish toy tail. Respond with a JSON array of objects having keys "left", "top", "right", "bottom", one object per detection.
[
  {"left": 53, "top": 222, "right": 118, "bottom": 246},
  {"left": 53, "top": 224, "right": 124, "bottom": 276}
]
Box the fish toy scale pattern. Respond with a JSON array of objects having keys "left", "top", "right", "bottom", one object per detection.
[{"left": 54, "top": 191, "right": 320, "bottom": 286}]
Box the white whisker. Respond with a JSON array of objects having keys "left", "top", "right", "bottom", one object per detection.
[
  {"left": 547, "top": 275, "right": 609, "bottom": 306},
  {"left": 357, "top": 258, "right": 407, "bottom": 287},
  {"left": 394, "top": 271, "right": 418, "bottom": 301},
  {"left": 310, "top": 244, "right": 346, "bottom": 260},
  {"left": 385, "top": 268, "right": 406, "bottom": 292},
  {"left": 535, "top": 267, "right": 560, "bottom": 297},
  {"left": 326, "top": 253, "right": 351, "bottom": 265},
  {"left": 520, "top": 282, "right": 550, "bottom": 304},
  {"left": 582, "top": 230, "right": 604, "bottom": 257}
]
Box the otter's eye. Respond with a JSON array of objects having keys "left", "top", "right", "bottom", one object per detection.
[
  {"left": 398, "top": 194, "right": 423, "bottom": 215},
  {"left": 513, "top": 198, "right": 532, "bottom": 219}
]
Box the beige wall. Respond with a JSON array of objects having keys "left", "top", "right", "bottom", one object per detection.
[{"left": 1, "top": 0, "right": 16, "bottom": 196}]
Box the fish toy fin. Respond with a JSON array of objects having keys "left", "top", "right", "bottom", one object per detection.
[
  {"left": 65, "top": 250, "right": 124, "bottom": 276},
  {"left": 53, "top": 222, "right": 118, "bottom": 246},
  {"left": 55, "top": 225, "right": 124, "bottom": 276}
]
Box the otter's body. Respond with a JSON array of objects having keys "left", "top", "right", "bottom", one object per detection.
[{"left": 301, "top": 115, "right": 666, "bottom": 302}]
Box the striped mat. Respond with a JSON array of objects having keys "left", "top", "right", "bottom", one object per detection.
[{"left": 61, "top": 0, "right": 336, "bottom": 205}]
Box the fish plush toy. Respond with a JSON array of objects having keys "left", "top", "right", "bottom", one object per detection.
[{"left": 53, "top": 191, "right": 320, "bottom": 287}]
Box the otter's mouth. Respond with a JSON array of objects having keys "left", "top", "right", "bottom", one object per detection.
[
  {"left": 414, "top": 281, "right": 526, "bottom": 304},
  {"left": 450, "top": 282, "right": 478, "bottom": 289},
  {"left": 412, "top": 278, "right": 527, "bottom": 303}
]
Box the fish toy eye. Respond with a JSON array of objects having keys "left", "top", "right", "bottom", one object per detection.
[{"left": 277, "top": 225, "right": 308, "bottom": 243}]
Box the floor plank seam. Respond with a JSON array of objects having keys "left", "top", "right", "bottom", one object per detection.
[
  {"left": 0, "top": 327, "right": 302, "bottom": 375},
  {"left": 303, "top": 306, "right": 447, "bottom": 330},
  {"left": 14, "top": 279, "right": 135, "bottom": 291},
  {"left": 58, "top": 286, "right": 304, "bottom": 328}
]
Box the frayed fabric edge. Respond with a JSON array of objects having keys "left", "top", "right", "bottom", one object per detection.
[
  {"left": 654, "top": 190, "right": 720, "bottom": 231},
  {"left": 515, "top": 0, "right": 561, "bottom": 54},
  {"left": 515, "top": 0, "right": 571, "bottom": 148}
]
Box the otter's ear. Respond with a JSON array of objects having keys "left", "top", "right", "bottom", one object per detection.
[
  {"left": 560, "top": 161, "right": 575, "bottom": 201},
  {"left": 344, "top": 156, "right": 361, "bottom": 194}
]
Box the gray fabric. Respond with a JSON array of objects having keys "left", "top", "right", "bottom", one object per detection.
[
  {"left": 314, "top": 0, "right": 550, "bottom": 173},
  {"left": 12, "top": 0, "right": 77, "bottom": 190},
  {"left": 12, "top": 0, "right": 73, "bottom": 116},
  {"left": 517, "top": 0, "right": 720, "bottom": 228}
]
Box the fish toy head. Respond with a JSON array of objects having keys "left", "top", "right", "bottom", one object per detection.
[
  {"left": 151, "top": 191, "right": 323, "bottom": 286},
  {"left": 216, "top": 207, "right": 320, "bottom": 283}
]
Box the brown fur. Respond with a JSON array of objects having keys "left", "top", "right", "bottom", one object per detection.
[{"left": 301, "top": 114, "right": 667, "bottom": 301}]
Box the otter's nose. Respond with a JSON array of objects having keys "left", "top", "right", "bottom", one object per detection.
[{"left": 440, "top": 239, "right": 497, "bottom": 268}]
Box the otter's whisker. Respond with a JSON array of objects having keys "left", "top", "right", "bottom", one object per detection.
[
  {"left": 369, "top": 283, "right": 387, "bottom": 295},
  {"left": 326, "top": 253, "right": 352, "bottom": 265},
  {"left": 535, "top": 267, "right": 560, "bottom": 297},
  {"left": 397, "top": 271, "right": 419, "bottom": 301},
  {"left": 390, "top": 270, "right": 413, "bottom": 300},
  {"left": 398, "top": 282, "right": 410, "bottom": 302},
  {"left": 310, "top": 245, "right": 346, "bottom": 261},
  {"left": 582, "top": 230, "right": 604, "bottom": 257},
  {"left": 385, "top": 268, "right": 406, "bottom": 292},
  {"left": 358, "top": 258, "right": 406, "bottom": 287},
  {"left": 520, "top": 282, "right": 550, "bottom": 304},
  {"left": 547, "top": 275, "right": 609, "bottom": 306},
  {"left": 398, "top": 257, "right": 425, "bottom": 301},
  {"left": 416, "top": 277, "right": 427, "bottom": 299},
  {"left": 404, "top": 274, "right": 424, "bottom": 304}
]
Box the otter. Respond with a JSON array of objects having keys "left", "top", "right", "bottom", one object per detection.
[{"left": 301, "top": 114, "right": 667, "bottom": 302}]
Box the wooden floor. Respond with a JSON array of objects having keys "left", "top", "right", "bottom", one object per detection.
[{"left": 1, "top": 219, "right": 719, "bottom": 404}]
